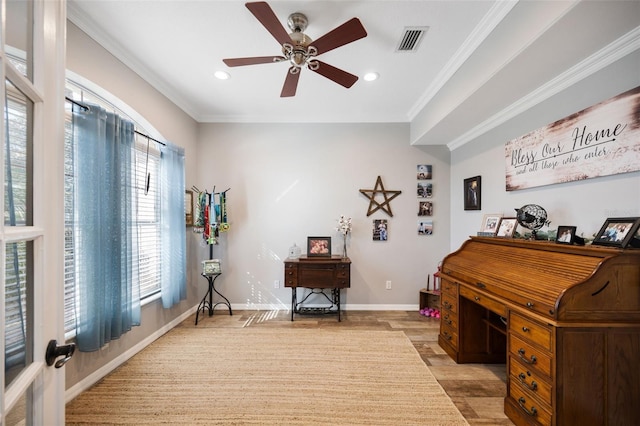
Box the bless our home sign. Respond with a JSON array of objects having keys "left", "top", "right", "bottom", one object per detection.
[{"left": 505, "top": 85, "right": 640, "bottom": 191}]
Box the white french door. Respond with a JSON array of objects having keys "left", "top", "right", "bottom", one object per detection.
[{"left": 1, "top": 0, "right": 67, "bottom": 425}]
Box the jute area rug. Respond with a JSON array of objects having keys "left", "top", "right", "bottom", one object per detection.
[{"left": 66, "top": 328, "right": 468, "bottom": 425}]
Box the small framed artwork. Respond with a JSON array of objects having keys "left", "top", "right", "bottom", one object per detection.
[
  {"left": 418, "top": 201, "right": 433, "bottom": 216},
  {"left": 556, "top": 226, "right": 577, "bottom": 244},
  {"left": 480, "top": 214, "right": 503, "bottom": 235},
  {"left": 464, "top": 176, "right": 481, "bottom": 210},
  {"left": 417, "top": 164, "right": 432, "bottom": 180},
  {"left": 496, "top": 217, "right": 517, "bottom": 238},
  {"left": 307, "top": 236, "right": 332, "bottom": 257},
  {"left": 373, "top": 219, "right": 388, "bottom": 241},
  {"left": 417, "top": 182, "right": 433, "bottom": 198},
  {"left": 592, "top": 217, "right": 640, "bottom": 248},
  {"left": 418, "top": 220, "right": 433, "bottom": 235},
  {"left": 185, "top": 190, "right": 194, "bottom": 226}
]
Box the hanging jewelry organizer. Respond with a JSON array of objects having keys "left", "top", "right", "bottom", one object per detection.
[{"left": 192, "top": 186, "right": 232, "bottom": 324}]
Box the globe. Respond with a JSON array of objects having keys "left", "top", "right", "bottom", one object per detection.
[{"left": 515, "top": 204, "right": 548, "bottom": 240}]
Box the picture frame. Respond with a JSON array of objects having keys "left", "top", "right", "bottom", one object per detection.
[
  {"left": 307, "top": 236, "right": 332, "bottom": 257},
  {"left": 417, "top": 182, "right": 432, "bottom": 198},
  {"left": 592, "top": 217, "right": 640, "bottom": 248},
  {"left": 418, "top": 201, "right": 433, "bottom": 216},
  {"left": 372, "top": 219, "right": 389, "bottom": 241},
  {"left": 555, "top": 226, "right": 577, "bottom": 244},
  {"left": 463, "top": 176, "right": 481, "bottom": 210},
  {"left": 480, "top": 213, "right": 503, "bottom": 235},
  {"left": 185, "top": 190, "right": 193, "bottom": 226},
  {"left": 417, "top": 164, "right": 432, "bottom": 180},
  {"left": 496, "top": 217, "right": 517, "bottom": 238}
]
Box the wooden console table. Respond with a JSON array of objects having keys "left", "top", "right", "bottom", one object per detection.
[
  {"left": 439, "top": 237, "right": 640, "bottom": 426},
  {"left": 284, "top": 256, "right": 351, "bottom": 321}
]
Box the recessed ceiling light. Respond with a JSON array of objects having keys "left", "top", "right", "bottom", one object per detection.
[
  {"left": 363, "top": 72, "right": 379, "bottom": 82},
  {"left": 214, "top": 71, "right": 230, "bottom": 80}
]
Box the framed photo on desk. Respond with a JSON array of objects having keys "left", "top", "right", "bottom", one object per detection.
[{"left": 307, "top": 236, "right": 331, "bottom": 257}]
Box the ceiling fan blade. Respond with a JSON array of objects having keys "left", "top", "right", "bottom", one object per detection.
[
  {"left": 310, "top": 61, "right": 358, "bottom": 89},
  {"left": 223, "top": 56, "right": 285, "bottom": 67},
  {"left": 246, "top": 2, "right": 292, "bottom": 46},
  {"left": 280, "top": 68, "right": 301, "bottom": 97},
  {"left": 310, "top": 18, "right": 367, "bottom": 56}
]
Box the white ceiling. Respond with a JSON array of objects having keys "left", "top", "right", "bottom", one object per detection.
[{"left": 67, "top": 1, "right": 640, "bottom": 147}]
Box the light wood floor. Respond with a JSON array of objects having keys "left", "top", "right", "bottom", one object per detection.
[{"left": 189, "top": 309, "right": 515, "bottom": 426}]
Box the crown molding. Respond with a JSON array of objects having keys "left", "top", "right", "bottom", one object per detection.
[{"left": 447, "top": 26, "right": 640, "bottom": 151}]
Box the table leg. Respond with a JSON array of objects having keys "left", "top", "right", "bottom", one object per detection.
[{"left": 291, "top": 287, "right": 296, "bottom": 321}]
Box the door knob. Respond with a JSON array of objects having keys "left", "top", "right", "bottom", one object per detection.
[{"left": 45, "top": 340, "right": 76, "bottom": 368}]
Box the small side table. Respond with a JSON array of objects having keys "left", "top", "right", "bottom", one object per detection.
[
  {"left": 195, "top": 273, "right": 232, "bottom": 325},
  {"left": 419, "top": 288, "right": 441, "bottom": 310}
]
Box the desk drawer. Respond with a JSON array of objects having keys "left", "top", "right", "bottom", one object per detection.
[
  {"left": 509, "top": 335, "right": 552, "bottom": 378},
  {"left": 509, "top": 356, "right": 552, "bottom": 406},
  {"left": 508, "top": 383, "right": 553, "bottom": 426},
  {"left": 284, "top": 263, "right": 298, "bottom": 287},
  {"left": 441, "top": 293, "right": 457, "bottom": 314},
  {"left": 460, "top": 286, "right": 507, "bottom": 317},
  {"left": 441, "top": 279, "right": 458, "bottom": 297},
  {"left": 511, "top": 312, "right": 553, "bottom": 352},
  {"left": 440, "top": 323, "right": 458, "bottom": 350},
  {"left": 441, "top": 311, "right": 458, "bottom": 329}
]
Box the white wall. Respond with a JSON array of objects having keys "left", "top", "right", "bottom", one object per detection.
[
  {"left": 450, "top": 51, "right": 640, "bottom": 250},
  {"left": 195, "top": 123, "right": 450, "bottom": 310}
]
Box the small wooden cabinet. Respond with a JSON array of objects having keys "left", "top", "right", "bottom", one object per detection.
[
  {"left": 284, "top": 256, "right": 351, "bottom": 321},
  {"left": 438, "top": 237, "right": 640, "bottom": 426}
]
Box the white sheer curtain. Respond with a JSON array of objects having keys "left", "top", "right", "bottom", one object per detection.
[
  {"left": 160, "top": 143, "right": 186, "bottom": 308},
  {"left": 72, "top": 104, "right": 141, "bottom": 352}
]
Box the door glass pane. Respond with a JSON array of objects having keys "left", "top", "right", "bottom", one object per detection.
[
  {"left": 6, "top": 0, "right": 33, "bottom": 80},
  {"left": 4, "top": 79, "right": 33, "bottom": 227},
  {"left": 4, "top": 241, "right": 33, "bottom": 387},
  {"left": 5, "top": 388, "right": 31, "bottom": 426}
]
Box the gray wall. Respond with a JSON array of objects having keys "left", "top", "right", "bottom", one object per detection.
[
  {"left": 449, "top": 51, "right": 640, "bottom": 249},
  {"left": 194, "top": 123, "right": 451, "bottom": 310}
]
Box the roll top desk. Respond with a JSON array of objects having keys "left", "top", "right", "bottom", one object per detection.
[{"left": 438, "top": 237, "right": 640, "bottom": 426}]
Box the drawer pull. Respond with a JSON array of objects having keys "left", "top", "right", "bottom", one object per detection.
[
  {"left": 526, "top": 302, "right": 535, "bottom": 308},
  {"left": 443, "top": 301, "right": 452, "bottom": 310},
  {"left": 442, "top": 332, "right": 452, "bottom": 341},
  {"left": 517, "top": 397, "right": 538, "bottom": 417},
  {"left": 518, "top": 372, "right": 538, "bottom": 391},
  {"left": 474, "top": 296, "right": 480, "bottom": 301},
  {"left": 518, "top": 348, "right": 537, "bottom": 365},
  {"left": 476, "top": 282, "right": 486, "bottom": 289},
  {"left": 522, "top": 326, "right": 530, "bottom": 332},
  {"left": 288, "top": 271, "right": 293, "bottom": 275},
  {"left": 444, "top": 317, "right": 452, "bottom": 325}
]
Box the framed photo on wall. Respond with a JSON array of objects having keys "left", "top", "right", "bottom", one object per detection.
[
  {"left": 417, "top": 164, "right": 432, "bottom": 180},
  {"left": 307, "top": 236, "right": 332, "bottom": 257},
  {"left": 464, "top": 176, "right": 481, "bottom": 210},
  {"left": 556, "top": 226, "right": 577, "bottom": 244},
  {"left": 592, "top": 217, "right": 640, "bottom": 248}
]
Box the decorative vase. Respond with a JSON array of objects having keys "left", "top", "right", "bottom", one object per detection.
[{"left": 342, "top": 234, "right": 348, "bottom": 258}]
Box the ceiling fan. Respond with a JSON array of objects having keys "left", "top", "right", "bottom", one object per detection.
[{"left": 223, "top": 1, "right": 367, "bottom": 97}]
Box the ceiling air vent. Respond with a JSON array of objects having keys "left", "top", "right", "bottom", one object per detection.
[{"left": 396, "top": 26, "right": 429, "bottom": 52}]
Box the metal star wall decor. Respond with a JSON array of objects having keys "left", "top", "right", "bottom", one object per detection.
[{"left": 359, "top": 176, "right": 402, "bottom": 217}]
